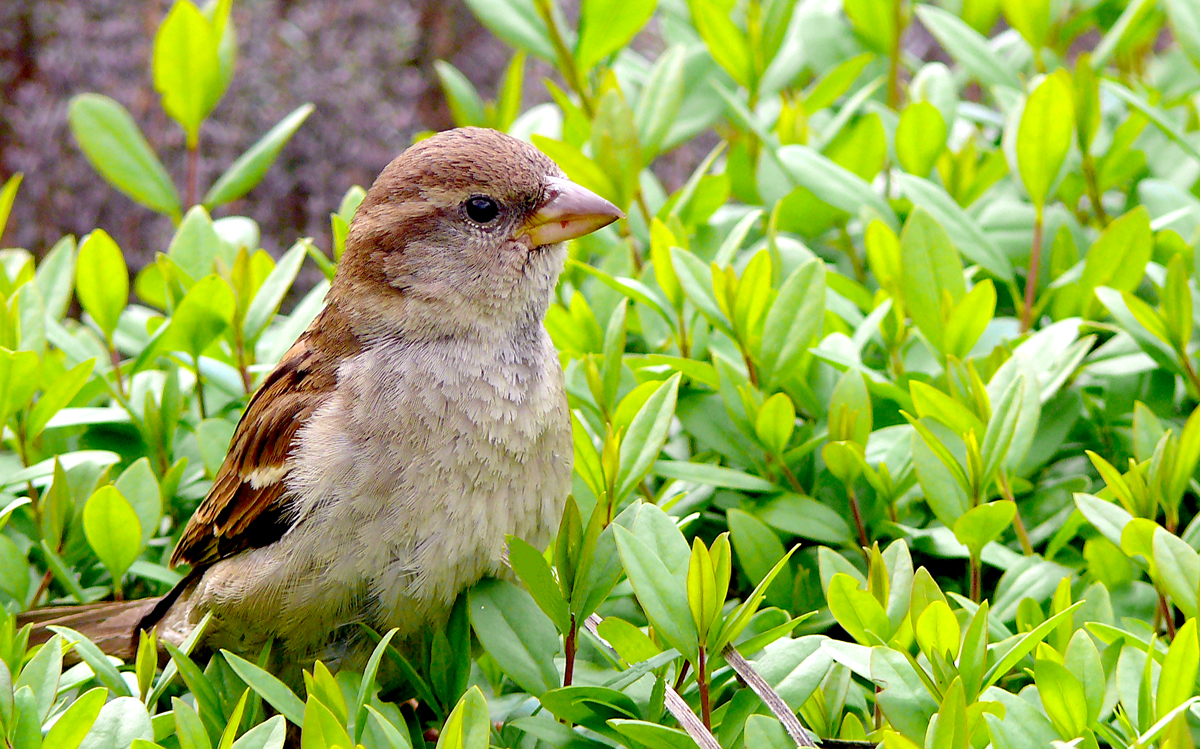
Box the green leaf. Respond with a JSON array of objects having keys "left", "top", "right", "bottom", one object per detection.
[
  {"left": 75, "top": 229, "right": 128, "bottom": 341},
  {"left": 243, "top": 240, "right": 308, "bottom": 343},
  {"left": 111, "top": 459, "right": 161, "bottom": 557},
  {"left": 1002, "top": 0, "right": 1051, "bottom": 48},
  {"left": 82, "top": 485, "right": 143, "bottom": 584},
  {"left": 776, "top": 145, "right": 897, "bottom": 226},
  {"left": 156, "top": 274, "right": 236, "bottom": 360},
  {"left": 942, "top": 280, "right": 996, "bottom": 360},
  {"left": 168, "top": 206, "right": 224, "bottom": 282},
  {"left": 759, "top": 258, "right": 825, "bottom": 388},
  {"left": 728, "top": 509, "right": 794, "bottom": 611},
  {"left": 872, "top": 647, "right": 939, "bottom": 743},
  {"left": 953, "top": 501, "right": 1016, "bottom": 558},
  {"left": 613, "top": 524, "right": 698, "bottom": 662},
  {"left": 163, "top": 643, "right": 223, "bottom": 740},
  {"left": 900, "top": 208, "right": 965, "bottom": 354},
  {"left": 1165, "top": 0, "right": 1200, "bottom": 69},
  {"left": 755, "top": 393, "right": 796, "bottom": 455},
  {"left": 204, "top": 104, "right": 313, "bottom": 207},
  {"left": 153, "top": 0, "right": 224, "bottom": 146},
  {"left": 568, "top": 261, "right": 673, "bottom": 330},
  {"left": 591, "top": 88, "right": 642, "bottom": 211},
  {"left": 844, "top": 0, "right": 898, "bottom": 53},
  {"left": 34, "top": 235, "right": 78, "bottom": 323},
  {"left": 221, "top": 650, "right": 305, "bottom": 726},
  {"left": 1034, "top": 659, "right": 1088, "bottom": 738},
  {"left": 172, "top": 697, "right": 211, "bottom": 749},
  {"left": 494, "top": 52, "right": 526, "bottom": 132},
  {"left": 508, "top": 536, "right": 570, "bottom": 632},
  {"left": 615, "top": 373, "right": 681, "bottom": 501},
  {"left": 302, "top": 693, "right": 353, "bottom": 749},
  {"left": 915, "top": 5, "right": 1021, "bottom": 90},
  {"left": 27, "top": 359, "right": 94, "bottom": 438},
  {"left": 462, "top": 0, "right": 555, "bottom": 61},
  {"left": 433, "top": 62, "right": 487, "bottom": 128},
  {"left": 76, "top": 697, "right": 152, "bottom": 749},
  {"left": 230, "top": 716, "right": 286, "bottom": 749},
  {"left": 981, "top": 601, "right": 1083, "bottom": 689},
  {"left": 609, "top": 720, "right": 698, "bottom": 749},
  {"left": 803, "top": 54, "right": 874, "bottom": 112},
  {"left": 15, "top": 635, "right": 60, "bottom": 724},
  {"left": 670, "top": 246, "right": 733, "bottom": 336},
  {"left": 576, "top": 0, "right": 656, "bottom": 72},
  {"left": 1079, "top": 206, "right": 1153, "bottom": 316},
  {"left": 910, "top": 382, "right": 983, "bottom": 437},
  {"left": 653, "top": 460, "right": 774, "bottom": 491},
  {"left": 434, "top": 686, "right": 490, "bottom": 749},
  {"left": 895, "top": 102, "right": 947, "bottom": 179},
  {"left": 0, "top": 174, "right": 20, "bottom": 241},
  {"left": 690, "top": 0, "right": 753, "bottom": 88},
  {"left": 635, "top": 46, "right": 687, "bottom": 159},
  {"left": 1157, "top": 618, "right": 1199, "bottom": 721},
  {"left": 1101, "top": 81, "right": 1200, "bottom": 164},
  {"left": 67, "top": 94, "right": 181, "bottom": 217},
  {"left": 43, "top": 687, "right": 106, "bottom": 749},
  {"left": 911, "top": 424, "right": 970, "bottom": 526},
  {"left": 0, "top": 348, "right": 40, "bottom": 426},
  {"left": 1015, "top": 70, "right": 1074, "bottom": 208},
  {"left": 468, "top": 578, "right": 560, "bottom": 695},
  {"left": 915, "top": 600, "right": 960, "bottom": 661},
  {"left": 980, "top": 374, "right": 1024, "bottom": 480},
  {"left": 894, "top": 174, "right": 1013, "bottom": 281},
  {"left": 48, "top": 626, "right": 131, "bottom": 697},
  {"left": 828, "top": 573, "right": 891, "bottom": 644},
  {"left": 351, "top": 628, "right": 398, "bottom": 744},
  {"left": 1152, "top": 527, "right": 1198, "bottom": 619}
]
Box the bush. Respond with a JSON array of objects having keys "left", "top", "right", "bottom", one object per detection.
[{"left": 0, "top": 0, "right": 1199, "bottom": 747}]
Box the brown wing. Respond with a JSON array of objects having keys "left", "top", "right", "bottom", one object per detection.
[{"left": 170, "top": 307, "right": 357, "bottom": 568}]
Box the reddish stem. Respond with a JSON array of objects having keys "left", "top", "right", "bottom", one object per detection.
[
  {"left": 184, "top": 144, "right": 199, "bottom": 209},
  {"left": 563, "top": 617, "right": 577, "bottom": 687},
  {"left": 698, "top": 646, "right": 711, "bottom": 730}
]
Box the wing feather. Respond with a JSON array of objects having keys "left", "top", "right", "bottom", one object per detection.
[{"left": 170, "top": 308, "right": 355, "bottom": 568}]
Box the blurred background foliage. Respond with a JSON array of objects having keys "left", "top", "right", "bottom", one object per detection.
[{"left": 2, "top": 0, "right": 1200, "bottom": 748}]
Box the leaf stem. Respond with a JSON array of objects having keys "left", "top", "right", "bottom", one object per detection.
[
  {"left": 1158, "top": 591, "right": 1177, "bottom": 640},
  {"left": 969, "top": 551, "right": 981, "bottom": 603},
  {"left": 997, "top": 473, "right": 1034, "bottom": 555},
  {"left": 235, "top": 326, "right": 253, "bottom": 394},
  {"left": 563, "top": 616, "right": 577, "bottom": 687},
  {"left": 1021, "top": 203, "right": 1045, "bottom": 332},
  {"left": 184, "top": 143, "right": 199, "bottom": 210},
  {"left": 697, "top": 645, "right": 711, "bottom": 730},
  {"left": 109, "top": 342, "right": 126, "bottom": 398},
  {"left": 1179, "top": 350, "right": 1200, "bottom": 402},
  {"left": 848, "top": 485, "right": 870, "bottom": 557},
  {"left": 194, "top": 362, "right": 207, "bottom": 420},
  {"left": 533, "top": 0, "right": 593, "bottom": 117},
  {"left": 743, "top": 351, "right": 759, "bottom": 388},
  {"left": 1082, "top": 154, "right": 1109, "bottom": 227}
]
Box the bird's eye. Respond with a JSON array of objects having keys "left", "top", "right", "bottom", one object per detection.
[{"left": 465, "top": 196, "right": 501, "bottom": 224}]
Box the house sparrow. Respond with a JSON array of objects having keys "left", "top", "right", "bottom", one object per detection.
[{"left": 25, "top": 127, "right": 622, "bottom": 676}]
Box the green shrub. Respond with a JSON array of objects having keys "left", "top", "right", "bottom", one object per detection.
[{"left": 0, "top": 0, "right": 1199, "bottom": 746}]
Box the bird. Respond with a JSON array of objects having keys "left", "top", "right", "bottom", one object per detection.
[{"left": 21, "top": 127, "right": 623, "bottom": 679}]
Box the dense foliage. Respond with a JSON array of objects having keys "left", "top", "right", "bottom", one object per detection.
[{"left": 0, "top": 0, "right": 1199, "bottom": 746}]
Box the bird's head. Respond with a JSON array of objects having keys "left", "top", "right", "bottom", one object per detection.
[{"left": 332, "top": 127, "right": 623, "bottom": 340}]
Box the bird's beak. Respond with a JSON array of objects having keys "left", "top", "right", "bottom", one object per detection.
[{"left": 516, "top": 177, "right": 624, "bottom": 248}]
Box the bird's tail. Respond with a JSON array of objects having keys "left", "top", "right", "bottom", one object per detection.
[{"left": 16, "top": 598, "right": 163, "bottom": 661}]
